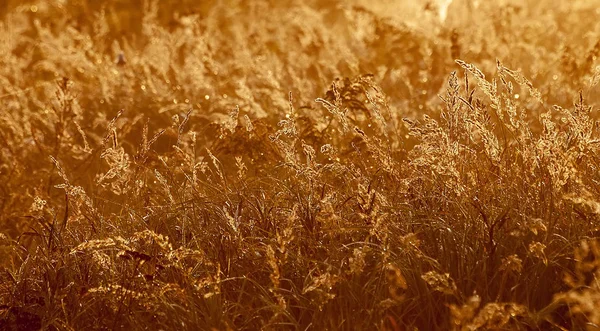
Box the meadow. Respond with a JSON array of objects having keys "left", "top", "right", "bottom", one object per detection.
[{"left": 1, "top": 0, "right": 600, "bottom": 329}]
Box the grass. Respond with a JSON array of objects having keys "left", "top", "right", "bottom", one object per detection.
[{"left": 2, "top": 0, "right": 600, "bottom": 329}]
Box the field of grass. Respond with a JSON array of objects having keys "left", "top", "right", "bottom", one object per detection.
[{"left": 2, "top": 0, "right": 600, "bottom": 329}]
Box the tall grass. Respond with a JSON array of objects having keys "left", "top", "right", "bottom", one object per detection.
[{"left": 2, "top": 0, "right": 600, "bottom": 329}]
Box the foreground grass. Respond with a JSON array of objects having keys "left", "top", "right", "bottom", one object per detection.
[{"left": 2, "top": 0, "right": 600, "bottom": 329}]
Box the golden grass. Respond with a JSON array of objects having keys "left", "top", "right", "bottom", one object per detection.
[{"left": 2, "top": 0, "right": 600, "bottom": 329}]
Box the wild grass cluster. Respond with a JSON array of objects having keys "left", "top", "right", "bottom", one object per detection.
[{"left": 2, "top": 0, "right": 600, "bottom": 329}]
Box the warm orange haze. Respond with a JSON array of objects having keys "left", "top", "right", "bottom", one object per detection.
[{"left": 1, "top": 0, "right": 600, "bottom": 330}]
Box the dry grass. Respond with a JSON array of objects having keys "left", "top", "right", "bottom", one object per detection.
[{"left": 1, "top": 0, "right": 600, "bottom": 330}]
